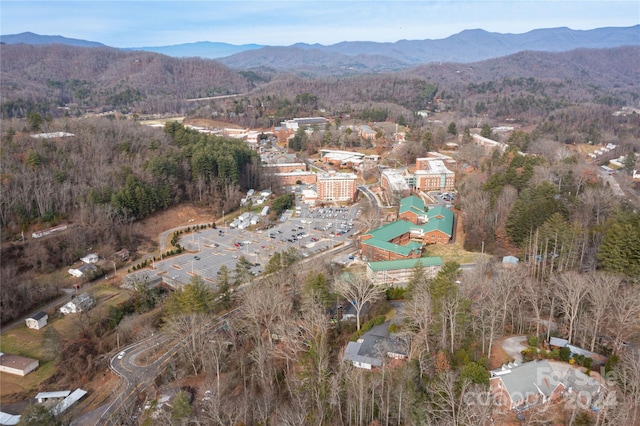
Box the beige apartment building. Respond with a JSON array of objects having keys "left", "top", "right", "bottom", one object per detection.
[{"left": 317, "top": 171, "right": 358, "bottom": 202}]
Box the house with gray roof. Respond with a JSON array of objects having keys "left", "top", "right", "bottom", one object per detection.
[
  {"left": 490, "top": 360, "right": 563, "bottom": 410},
  {"left": 60, "top": 293, "right": 93, "bottom": 315},
  {"left": 342, "top": 323, "right": 408, "bottom": 370},
  {"left": 490, "top": 359, "right": 603, "bottom": 411},
  {"left": 68, "top": 262, "right": 98, "bottom": 279},
  {"left": 25, "top": 311, "right": 48, "bottom": 330}
]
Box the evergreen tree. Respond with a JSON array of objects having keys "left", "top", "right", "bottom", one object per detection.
[
  {"left": 171, "top": 390, "right": 192, "bottom": 420},
  {"left": 164, "top": 275, "right": 214, "bottom": 317},
  {"left": 598, "top": 211, "right": 640, "bottom": 279},
  {"left": 506, "top": 182, "right": 565, "bottom": 247}
]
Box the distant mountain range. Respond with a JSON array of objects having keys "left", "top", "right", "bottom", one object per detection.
[
  {"left": 122, "top": 41, "right": 264, "bottom": 59},
  {"left": 2, "top": 25, "right": 639, "bottom": 71},
  {"left": 0, "top": 31, "right": 107, "bottom": 48}
]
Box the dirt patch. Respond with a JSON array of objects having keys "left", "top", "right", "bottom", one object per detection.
[
  {"left": 426, "top": 207, "right": 489, "bottom": 265},
  {"left": 132, "top": 204, "right": 217, "bottom": 243},
  {"left": 490, "top": 336, "right": 514, "bottom": 369},
  {"left": 183, "top": 118, "right": 243, "bottom": 130}
]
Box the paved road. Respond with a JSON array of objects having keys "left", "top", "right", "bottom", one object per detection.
[
  {"left": 1, "top": 287, "right": 76, "bottom": 334},
  {"left": 96, "top": 334, "right": 179, "bottom": 425}
]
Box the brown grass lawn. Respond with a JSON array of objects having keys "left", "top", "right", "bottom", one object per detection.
[
  {"left": 0, "top": 284, "right": 133, "bottom": 400},
  {"left": 425, "top": 208, "right": 489, "bottom": 265},
  {"left": 0, "top": 324, "right": 54, "bottom": 398}
]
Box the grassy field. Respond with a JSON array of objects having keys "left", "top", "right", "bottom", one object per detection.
[
  {"left": 0, "top": 284, "right": 133, "bottom": 400},
  {"left": 424, "top": 209, "right": 487, "bottom": 265}
]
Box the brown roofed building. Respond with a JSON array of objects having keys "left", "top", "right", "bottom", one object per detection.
[{"left": 0, "top": 353, "right": 39, "bottom": 376}]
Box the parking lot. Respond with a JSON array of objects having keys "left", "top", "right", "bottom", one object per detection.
[{"left": 129, "top": 204, "right": 361, "bottom": 291}]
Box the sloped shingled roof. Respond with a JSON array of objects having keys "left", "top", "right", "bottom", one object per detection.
[{"left": 29, "top": 311, "right": 47, "bottom": 321}]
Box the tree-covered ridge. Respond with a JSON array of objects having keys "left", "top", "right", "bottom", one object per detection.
[
  {"left": 0, "top": 119, "right": 259, "bottom": 232},
  {"left": 0, "top": 44, "right": 255, "bottom": 117}
]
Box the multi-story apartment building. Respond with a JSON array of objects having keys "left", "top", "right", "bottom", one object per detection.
[
  {"left": 414, "top": 158, "right": 456, "bottom": 192},
  {"left": 317, "top": 171, "right": 358, "bottom": 202}
]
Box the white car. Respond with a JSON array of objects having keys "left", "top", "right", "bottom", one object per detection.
[{"left": 117, "top": 351, "right": 126, "bottom": 359}]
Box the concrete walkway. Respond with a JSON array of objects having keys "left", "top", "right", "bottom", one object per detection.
[{"left": 501, "top": 335, "right": 527, "bottom": 364}]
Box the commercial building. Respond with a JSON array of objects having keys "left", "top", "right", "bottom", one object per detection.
[
  {"left": 397, "top": 195, "right": 429, "bottom": 224},
  {"left": 273, "top": 170, "right": 317, "bottom": 185},
  {"left": 320, "top": 149, "right": 366, "bottom": 168},
  {"left": 380, "top": 152, "right": 456, "bottom": 205},
  {"left": 380, "top": 169, "right": 411, "bottom": 206},
  {"left": 0, "top": 353, "right": 39, "bottom": 376},
  {"left": 316, "top": 171, "right": 358, "bottom": 202},
  {"left": 360, "top": 196, "right": 454, "bottom": 261},
  {"left": 413, "top": 159, "right": 455, "bottom": 192},
  {"left": 471, "top": 133, "right": 508, "bottom": 153},
  {"left": 281, "top": 117, "right": 328, "bottom": 131}
]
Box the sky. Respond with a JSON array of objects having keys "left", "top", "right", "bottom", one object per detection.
[{"left": 1, "top": 1, "right": 638, "bottom": 47}]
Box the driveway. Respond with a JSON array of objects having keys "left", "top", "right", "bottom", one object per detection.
[{"left": 501, "top": 335, "right": 527, "bottom": 364}]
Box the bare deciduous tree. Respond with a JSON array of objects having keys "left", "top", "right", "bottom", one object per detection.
[
  {"left": 585, "top": 272, "right": 621, "bottom": 352},
  {"left": 607, "top": 285, "right": 640, "bottom": 355},
  {"left": 334, "top": 272, "right": 384, "bottom": 331},
  {"left": 553, "top": 271, "right": 590, "bottom": 344}
]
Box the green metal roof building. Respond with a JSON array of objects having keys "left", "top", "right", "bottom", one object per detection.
[
  {"left": 366, "top": 256, "right": 444, "bottom": 286},
  {"left": 361, "top": 196, "right": 454, "bottom": 261}
]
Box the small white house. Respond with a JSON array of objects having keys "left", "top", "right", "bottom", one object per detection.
[
  {"left": 25, "top": 311, "right": 48, "bottom": 330},
  {"left": 60, "top": 293, "right": 94, "bottom": 315},
  {"left": 502, "top": 256, "right": 519, "bottom": 267},
  {"left": 80, "top": 253, "right": 99, "bottom": 264},
  {"left": 68, "top": 263, "right": 98, "bottom": 278}
]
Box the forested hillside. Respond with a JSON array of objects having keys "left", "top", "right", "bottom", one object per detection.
[
  {"left": 2, "top": 44, "right": 639, "bottom": 125},
  {"left": 0, "top": 44, "right": 255, "bottom": 117},
  {"left": 0, "top": 120, "right": 259, "bottom": 323}
]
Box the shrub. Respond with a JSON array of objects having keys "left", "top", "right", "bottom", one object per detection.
[
  {"left": 385, "top": 286, "right": 406, "bottom": 300},
  {"left": 559, "top": 346, "right": 572, "bottom": 362},
  {"left": 605, "top": 354, "right": 618, "bottom": 374},
  {"left": 527, "top": 335, "right": 539, "bottom": 347},
  {"left": 547, "top": 348, "right": 560, "bottom": 360},
  {"left": 354, "top": 315, "right": 386, "bottom": 339}
]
